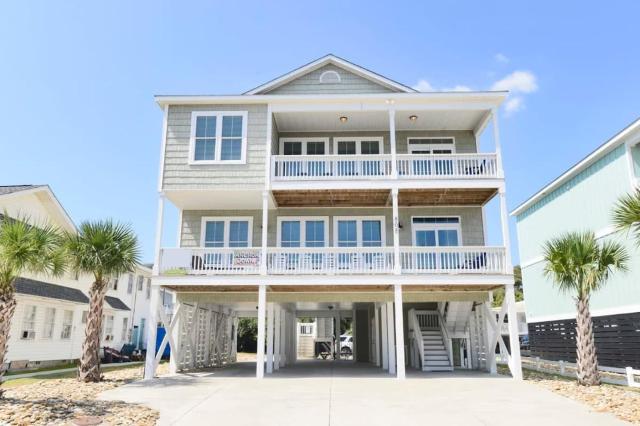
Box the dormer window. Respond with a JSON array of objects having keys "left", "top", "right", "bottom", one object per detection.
[
  {"left": 319, "top": 70, "right": 341, "bottom": 84},
  {"left": 189, "top": 111, "right": 248, "bottom": 164}
]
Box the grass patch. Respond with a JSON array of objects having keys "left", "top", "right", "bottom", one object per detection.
[{"left": 6, "top": 361, "right": 77, "bottom": 376}]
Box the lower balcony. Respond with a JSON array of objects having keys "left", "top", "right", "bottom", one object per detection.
[{"left": 158, "top": 246, "right": 507, "bottom": 277}]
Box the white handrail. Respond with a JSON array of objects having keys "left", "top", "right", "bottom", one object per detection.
[
  {"left": 437, "top": 310, "right": 454, "bottom": 367},
  {"left": 266, "top": 247, "right": 394, "bottom": 275},
  {"left": 396, "top": 153, "right": 499, "bottom": 179},
  {"left": 409, "top": 309, "right": 424, "bottom": 369},
  {"left": 271, "top": 154, "right": 393, "bottom": 180},
  {"left": 400, "top": 246, "right": 507, "bottom": 274}
]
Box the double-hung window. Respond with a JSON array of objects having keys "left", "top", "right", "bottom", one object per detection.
[
  {"left": 334, "top": 217, "right": 386, "bottom": 269},
  {"left": 190, "top": 111, "right": 248, "bottom": 164},
  {"left": 42, "top": 307, "right": 56, "bottom": 339},
  {"left": 127, "top": 274, "right": 133, "bottom": 294},
  {"left": 277, "top": 217, "right": 329, "bottom": 270},
  {"left": 21, "top": 305, "right": 37, "bottom": 340},
  {"left": 61, "top": 310, "right": 73, "bottom": 339}
]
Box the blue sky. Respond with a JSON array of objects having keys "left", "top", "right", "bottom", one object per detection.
[{"left": 1, "top": 1, "right": 639, "bottom": 263}]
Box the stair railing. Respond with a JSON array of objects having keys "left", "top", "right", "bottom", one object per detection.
[
  {"left": 437, "top": 310, "right": 454, "bottom": 368},
  {"left": 408, "top": 309, "right": 424, "bottom": 369}
]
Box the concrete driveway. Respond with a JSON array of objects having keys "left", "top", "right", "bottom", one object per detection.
[{"left": 99, "top": 361, "right": 626, "bottom": 425}]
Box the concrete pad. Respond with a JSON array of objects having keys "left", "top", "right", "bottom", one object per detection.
[{"left": 99, "top": 361, "right": 627, "bottom": 426}]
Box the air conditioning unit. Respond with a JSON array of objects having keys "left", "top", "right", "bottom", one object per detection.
[{"left": 21, "top": 330, "right": 35, "bottom": 339}]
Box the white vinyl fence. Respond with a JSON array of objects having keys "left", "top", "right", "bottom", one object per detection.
[{"left": 498, "top": 355, "right": 640, "bottom": 387}]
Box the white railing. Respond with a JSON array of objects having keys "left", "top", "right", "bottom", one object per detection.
[
  {"left": 396, "top": 153, "right": 499, "bottom": 179},
  {"left": 271, "top": 155, "right": 393, "bottom": 180},
  {"left": 159, "top": 247, "right": 262, "bottom": 275},
  {"left": 266, "top": 247, "right": 394, "bottom": 275},
  {"left": 437, "top": 310, "right": 454, "bottom": 366},
  {"left": 400, "top": 246, "right": 507, "bottom": 274},
  {"left": 408, "top": 309, "right": 425, "bottom": 369}
]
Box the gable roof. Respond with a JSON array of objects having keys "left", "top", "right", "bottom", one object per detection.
[
  {"left": 244, "top": 54, "right": 417, "bottom": 95},
  {"left": 511, "top": 117, "right": 640, "bottom": 217},
  {"left": 105, "top": 296, "right": 130, "bottom": 311},
  {"left": 15, "top": 277, "right": 90, "bottom": 304},
  {"left": 0, "top": 184, "right": 76, "bottom": 232},
  {"left": 0, "top": 185, "right": 45, "bottom": 196}
]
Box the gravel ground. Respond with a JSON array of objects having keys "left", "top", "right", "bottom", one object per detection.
[
  {"left": 501, "top": 366, "right": 640, "bottom": 424},
  {"left": 0, "top": 363, "right": 168, "bottom": 425}
]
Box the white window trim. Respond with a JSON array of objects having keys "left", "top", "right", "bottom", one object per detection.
[
  {"left": 61, "top": 310, "right": 73, "bottom": 340},
  {"left": 21, "top": 305, "right": 37, "bottom": 340},
  {"left": 200, "top": 216, "right": 254, "bottom": 248},
  {"left": 410, "top": 216, "right": 463, "bottom": 246},
  {"left": 333, "top": 137, "right": 384, "bottom": 155},
  {"left": 188, "top": 111, "right": 249, "bottom": 165},
  {"left": 332, "top": 216, "right": 387, "bottom": 247},
  {"left": 407, "top": 137, "right": 456, "bottom": 154},
  {"left": 279, "top": 137, "right": 330, "bottom": 155},
  {"left": 276, "top": 216, "right": 330, "bottom": 247},
  {"left": 42, "top": 307, "right": 56, "bottom": 339},
  {"left": 319, "top": 70, "right": 341, "bottom": 84}
]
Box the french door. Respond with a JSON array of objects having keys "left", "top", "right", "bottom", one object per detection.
[
  {"left": 408, "top": 138, "right": 455, "bottom": 176},
  {"left": 279, "top": 138, "right": 329, "bottom": 177},
  {"left": 334, "top": 137, "right": 383, "bottom": 176},
  {"left": 412, "top": 217, "right": 461, "bottom": 270},
  {"left": 334, "top": 217, "right": 385, "bottom": 269}
]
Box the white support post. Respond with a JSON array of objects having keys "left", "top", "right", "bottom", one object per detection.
[
  {"left": 256, "top": 285, "right": 266, "bottom": 378},
  {"left": 266, "top": 302, "right": 275, "bottom": 374},
  {"left": 152, "top": 194, "right": 165, "bottom": 276},
  {"left": 389, "top": 108, "right": 398, "bottom": 178},
  {"left": 261, "top": 191, "right": 269, "bottom": 275},
  {"left": 336, "top": 312, "right": 341, "bottom": 360},
  {"left": 505, "top": 283, "right": 523, "bottom": 380},
  {"left": 492, "top": 108, "right": 505, "bottom": 179},
  {"left": 498, "top": 188, "right": 513, "bottom": 271},
  {"left": 169, "top": 298, "right": 182, "bottom": 374},
  {"left": 484, "top": 301, "right": 497, "bottom": 374},
  {"left": 381, "top": 304, "right": 388, "bottom": 370},
  {"left": 274, "top": 306, "right": 281, "bottom": 370},
  {"left": 391, "top": 189, "right": 401, "bottom": 275},
  {"left": 394, "top": 285, "right": 405, "bottom": 379},
  {"left": 143, "top": 285, "right": 161, "bottom": 379},
  {"left": 280, "top": 309, "right": 287, "bottom": 366},
  {"left": 374, "top": 304, "right": 380, "bottom": 367},
  {"left": 386, "top": 301, "right": 396, "bottom": 375}
]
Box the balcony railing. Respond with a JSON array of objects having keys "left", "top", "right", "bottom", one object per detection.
[
  {"left": 271, "top": 153, "right": 499, "bottom": 181},
  {"left": 159, "top": 246, "right": 507, "bottom": 276}
]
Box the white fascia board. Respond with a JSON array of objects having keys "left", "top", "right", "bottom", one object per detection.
[
  {"left": 511, "top": 117, "right": 640, "bottom": 217},
  {"left": 154, "top": 91, "right": 508, "bottom": 108},
  {"left": 152, "top": 274, "right": 512, "bottom": 287},
  {"left": 243, "top": 54, "right": 416, "bottom": 95},
  {"left": 0, "top": 185, "right": 77, "bottom": 233}
]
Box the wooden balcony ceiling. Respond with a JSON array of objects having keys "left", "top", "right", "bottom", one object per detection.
[{"left": 272, "top": 188, "right": 497, "bottom": 207}]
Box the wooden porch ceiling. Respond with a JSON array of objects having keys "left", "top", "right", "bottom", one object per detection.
[{"left": 271, "top": 188, "right": 497, "bottom": 207}]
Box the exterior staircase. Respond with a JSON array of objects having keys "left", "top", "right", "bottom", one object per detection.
[{"left": 410, "top": 310, "right": 454, "bottom": 371}]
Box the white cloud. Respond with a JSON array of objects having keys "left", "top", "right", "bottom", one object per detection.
[
  {"left": 413, "top": 79, "right": 435, "bottom": 92},
  {"left": 491, "top": 70, "right": 538, "bottom": 94},
  {"left": 504, "top": 97, "right": 524, "bottom": 116},
  {"left": 495, "top": 53, "right": 509, "bottom": 63},
  {"left": 443, "top": 85, "right": 473, "bottom": 92}
]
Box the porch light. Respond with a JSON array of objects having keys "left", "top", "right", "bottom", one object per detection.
[
  {"left": 409, "top": 115, "right": 418, "bottom": 121},
  {"left": 339, "top": 116, "right": 348, "bottom": 123}
]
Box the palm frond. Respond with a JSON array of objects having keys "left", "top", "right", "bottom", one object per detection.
[{"left": 613, "top": 189, "right": 640, "bottom": 246}]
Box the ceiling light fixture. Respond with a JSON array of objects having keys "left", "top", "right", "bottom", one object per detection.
[
  {"left": 339, "top": 116, "right": 348, "bottom": 123},
  {"left": 409, "top": 115, "right": 418, "bottom": 121}
]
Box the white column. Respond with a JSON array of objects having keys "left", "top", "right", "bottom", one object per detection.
[
  {"left": 381, "top": 304, "right": 388, "bottom": 370},
  {"left": 389, "top": 108, "right": 398, "bottom": 178},
  {"left": 352, "top": 308, "right": 357, "bottom": 361},
  {"left": 261, "top": 191, "right": 269, "bottom": 275},
  {"left": 374, "top": 304, "right": 381, "bottom": 367},
  {"left": 492, "top": 107, "right": 505, "bottom": 178},
  {"left": 143, "top": 285, "right": 161, "bottom": 379},
  {"left": 280, "top": 309, "right": 287, "bottom": 366},
  {"left": 506, "top": 283, "right": 523, "bottom": 380},
  {"left": 152, "top": 195, "right": 165, "bottom": 276},
  {"left": 386, "top": 301, "right": 396, "bottom": 374},
  {"left": 394, "top": 285, "right": 405, "bottom": 379},
  {"left": 274, "top": 307, "right": 281, "bottom": 370},
  {"left": 485, "top": 301, "right": 497, "bottom": 374},
  {"left": 256, "top": 285, "right": 267, "bottom": 378},
  {"left": 169, "top": 298, "right": 181, "bottom": 374},
  {"left": 336, "top": 312, "right": 341, "bottom": 360},
  {"left": 499, "top": 188, "right": 513, "bottom": 271},
  {"left": 391, "top": 188, "right": 401, "bottom": 274},
  {"left": 266, "top": 303, "right": 275, "bottom": 374}
]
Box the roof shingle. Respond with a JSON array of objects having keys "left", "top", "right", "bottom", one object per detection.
[{"left": 14, "top": 277, "right": 89, "bottom": 304}]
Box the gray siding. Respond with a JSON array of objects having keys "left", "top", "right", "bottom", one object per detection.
[
  {"left": 181, "top": 207, "right": 484, "bottom": 247},
  {"left": 277, "top": 130, "right": 477, "bottom": 154},
  {"left": 266, "top": 64, "right": 397, "bottom": 95},
  {"left": 162, "top": 104, "right": 268, "bottom": 190}
]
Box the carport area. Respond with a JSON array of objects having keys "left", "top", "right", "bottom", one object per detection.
[{"left": 100, "top": 361, "right": 624, "bottom": 425}]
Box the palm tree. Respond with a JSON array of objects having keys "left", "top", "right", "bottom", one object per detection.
[
  {"left": 613, "top": 188, "right": 640, "bottom": 244},
  {"left": 543, "top": 231, "right": 628, "bottom": 386},
  {"left": 66, "top": 220, "right": 140, "bottom": 382},
  {"left": 0, "top": 214, "right": 66, "bottom": 395}
]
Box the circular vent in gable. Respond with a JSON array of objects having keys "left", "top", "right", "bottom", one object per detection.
[{"left": 319, "top": 70, "right": 341, "bottom": 84}]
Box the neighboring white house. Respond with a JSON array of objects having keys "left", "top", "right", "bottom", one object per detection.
[
  {"left": 0, "top": 185, "right": 161, "bottom": 369},
  {"left": 145, "top": 54, "right": 523, "bottom": 380}
]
